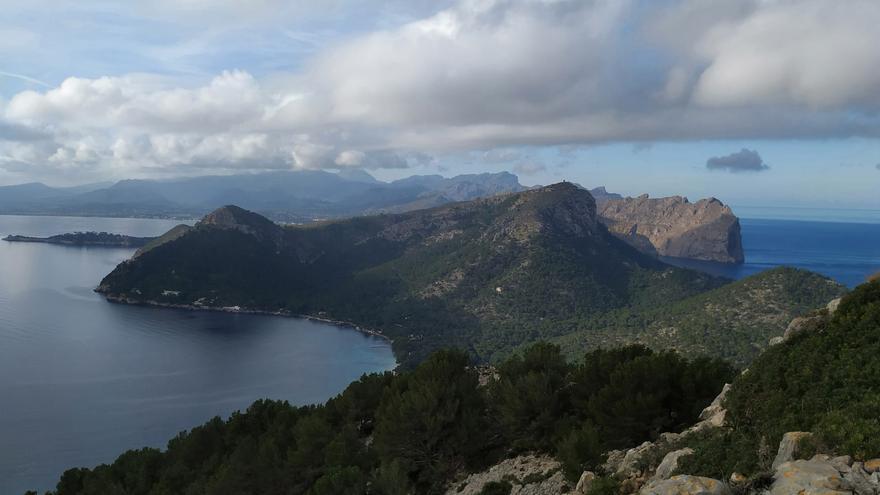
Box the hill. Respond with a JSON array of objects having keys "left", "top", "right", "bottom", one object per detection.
[
  {"left": 2, "top": 232, "right": 154, "bottom": 248},
  {"left": 97, "top": 184, "right": 838, "bottom": 367},
  {"left": 552, "top": 267, "right": 846, "bottom": 367},
  {"left": 98, "top": 184, "right": 733, "bottom": 366}
]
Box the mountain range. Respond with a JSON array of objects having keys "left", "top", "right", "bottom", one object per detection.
[
  {"left": 0, "top": 171, "right": 527, "bottom": 221},
  {"left": 97, "top": 184, "right": 840, "bottom": 367}
]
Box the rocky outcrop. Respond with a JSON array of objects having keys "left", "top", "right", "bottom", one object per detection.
[
  {"left": 769, "top": 297, "right": 841, "bottom": 347},
  {"left": 655, "top": 449, "right": 695, "bottom": 481},
  {"left": 593, "top": 382, "right": 733, "bottom": 495},
  {"left": 640, "top": 475, "right": 731, "bottom": 495},
  {"left": 771, "top": 456, "right": 853, "bottom": 495},
  {"left": 444, "top": 454, "right": 569, "bottom": 495},
  {"left": 598, "top": 194, "right": 744, "bottom": 263},
  {"left": 772, "top": 431, "right": 814, "bottom": 470}
]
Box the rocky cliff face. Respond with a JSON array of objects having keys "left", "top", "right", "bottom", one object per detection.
[{"left": 598, "top": 194, "right": 744, "bottom": 264}]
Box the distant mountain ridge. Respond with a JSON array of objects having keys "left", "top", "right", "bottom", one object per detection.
[
  {"left": 97, "top": 184, "right": 837, "bottom": 367},
  {"left": 0, "top": 171, "right": 527, "bottom": 221}
]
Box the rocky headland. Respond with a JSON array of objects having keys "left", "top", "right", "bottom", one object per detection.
[{"left": 597, "top": 194, "right": 744, "bottom": 264}]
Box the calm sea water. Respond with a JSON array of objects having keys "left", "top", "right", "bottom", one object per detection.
[
  {"left": 0, "top": 215, "right": 396, "bottom": 494},
  {"left": 663, "top": 216, "right": 880, "bottom": 287}
]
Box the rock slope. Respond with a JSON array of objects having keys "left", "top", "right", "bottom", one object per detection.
[{"left": 598, "top": 194, "right": 744, "bottom": 263}]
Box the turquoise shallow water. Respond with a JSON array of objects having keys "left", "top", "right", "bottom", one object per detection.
[{"left": 0, "top": 215, "right": 396, "bottom": 494}]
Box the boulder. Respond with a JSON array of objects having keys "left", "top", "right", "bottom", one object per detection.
[
  {"left": 617, "top": 441, "right": 657, "bottom": 477},
  {"left": 728, "top": 472, "right": 747, "bottom": 485},
  {"left": 782, "top": 316, "right": 823, "bottom": 341},
  {"left": 639, "top": 475, "right": 731, "bottom": 495},
  {"left": 772, "top": 431, "right": 814, "bottom": 470},
  {"left": 843, "top": 463, "right": 877, "bottom": 495},
  {"left": 576, "top": 471, "right": 597, "bottom": 494},
  {"left": 444, "top": 454, "right": 568, "bottom": 495},
  {"left": 771, "top": 459, "right": 852, "bottom": 495},
  {"left": 654, "top": 448, "right": 694, "bottom": 481},
  {"left": 865, "top": 460, "right": 880, "bottom": 474}
]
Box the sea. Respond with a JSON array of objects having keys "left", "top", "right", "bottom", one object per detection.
[
  {"left": 0, "top": 215, "right": 396, "bottom": 494},
  {"left": 0, "top": 208, "right": 878, "bottom": 493},
  {"left": 663, "top": 207, "right": 880, "bottom": 288}
]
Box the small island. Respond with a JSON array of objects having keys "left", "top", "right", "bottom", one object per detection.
[{"left": 3, "top": 231, "right": 156, "bottom": 248}]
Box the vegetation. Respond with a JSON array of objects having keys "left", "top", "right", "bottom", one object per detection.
[
  {"left": 679, "top": 278, "right": 880, "bottom": 478},
  {"left": 552, "top": 266, "right": 846, "bottom": 367},
  {"left": 3, "top": 232, "right": 155, "bottom": 247},
  {"left": 39, "top": 344, "right": 732, "bottom": 494},
  {"left": 97, "top": 186, "right": 842, "bottom": 368}
]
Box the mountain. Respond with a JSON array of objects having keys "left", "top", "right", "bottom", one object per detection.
[
  {"left": 588, "top": 186, "right": 623, "bottom": 203},
  {"left": 0, "top": 170, "right": 527, "bottom": 220},
  {"left": 98, "top": 183, "right": 731, "bottom": 366},
  {"left": 97, "top": 184, "right": 837, "bottom": 367},
  {"left": 598, "top": 194, "right": 744, "bottom": 263}
]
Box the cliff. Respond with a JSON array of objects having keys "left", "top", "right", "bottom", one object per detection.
[{"left": 598, "top": 194, "right": 744, "bottom": 264}]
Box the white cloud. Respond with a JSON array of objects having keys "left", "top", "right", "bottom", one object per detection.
[
  {"left": 3, "top": 0, "right": 880, "bottom": 182},
  {"left": 513, "top": 161, "right": 547, "bottom": 175}
]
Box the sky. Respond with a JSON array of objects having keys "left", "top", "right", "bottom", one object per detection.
[{"left": 0, "top": 0, "right": 879, "bottom": 208}]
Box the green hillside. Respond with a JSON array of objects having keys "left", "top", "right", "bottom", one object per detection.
[
  {"left": 98, "top": 184, "right": 843, "bottom": 367},
  {"left": 552, "top": 267, "right": 846, "bottom": 367},
  {"left": 678, "top": 277, "right": 880, "bottom": 477},
  {"left": 99, "top": 184, "right": 727, "bottom": 366}
]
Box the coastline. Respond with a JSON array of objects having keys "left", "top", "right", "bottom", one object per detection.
[{"left": 99, "top": 292, "right": 394, "bottom": 344}]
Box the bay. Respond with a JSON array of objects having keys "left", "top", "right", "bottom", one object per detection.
[{"left": 0, "top": 215, "right": 396, "bottom": 495}]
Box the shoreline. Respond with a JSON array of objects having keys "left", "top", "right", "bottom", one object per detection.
[{"left": 99, "top": 293, "right": 394, "bottom": 344}]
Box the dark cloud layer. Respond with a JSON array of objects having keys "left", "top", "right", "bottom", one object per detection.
[{"left": 706, "top": 149, "right": 769, "bottom": 173}]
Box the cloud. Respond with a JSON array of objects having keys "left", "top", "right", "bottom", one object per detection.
[
  {"left": 706, "top": 149, "right": 769, "bottom": 173},
  {"left": 482, "top": 149, "right": 523, "bottom": 164},
  {"left": 875, "top": 163, "right": 880, "bottom": 171},
  {"left": 3, "top": 0, "right": 880, "bottom": 182},
  {"left": 513, "top": 161, "right": 547, "bottom": 176}
]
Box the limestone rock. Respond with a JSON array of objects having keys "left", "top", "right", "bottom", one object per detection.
[
  {"left": 827, "top": 298, "right": 842, "bottom": 313},
  {"left": 598, "top": 195, "right": 744, "bottom": 263},
  {"left": 782, "top": 316, "right": 824, "bottom": 341},
  {"left": 445, "top": 454, "right": 568, "bottom": 495},
  {"left": 694, "top": 383, "right": 730, "bottom": 429},
  {"left": 639, "top": 475, "right": 731, "bottom": 495},
  {"left": 844, "top": 463, "right": 877, "bottom": 495},
  {"left": 864, "top": 460, "right": 880, "bottom": 474},
  {"left": 654, "top": 448, "right": 694, "bottom": 481},
  {"left": 772, "top": 432, "right": 814, "bottom": 470},
  {"left": 576, "top": 471, "right": 597, "bottom": 494},
  {"left": 728, "top": 472, "right": 747, "bottom": 484},
  {"left": 771, "top": 459, "right": 852, "bottom": 495},
  {"left": 617, "top": 441, "right": 658, "bottom": 478}
]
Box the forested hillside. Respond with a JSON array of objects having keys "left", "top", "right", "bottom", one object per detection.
[
  {"left": 38, "top": 344, "right": 732, "bottom": 495},
  {"left": 98, "top": 184, "right": 727, "bottom": 366}
]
